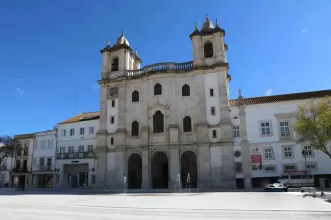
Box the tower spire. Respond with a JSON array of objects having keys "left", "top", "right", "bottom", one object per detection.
[{"left": 122, "top": 29, "right": 125, "bottom": 37}]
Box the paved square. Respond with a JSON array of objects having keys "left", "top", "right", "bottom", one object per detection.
[{"left": 0, "top": 192, "right": 330, "bottom": 219}]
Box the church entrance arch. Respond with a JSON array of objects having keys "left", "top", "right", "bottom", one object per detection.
[
  {"left": 127, "top": 153, "right": 142, "bottom": 189},
  {"left": 181, "top": 150, "right": 198, "bottom": 188},
  {"left": 151, "top": 151, "right": 169, "bottom": 189}
]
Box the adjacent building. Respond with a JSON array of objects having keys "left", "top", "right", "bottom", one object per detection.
[
  {"left": 11, "top": 133, "right": 35, "bottom": 188},
  {"left": 55, "top": 113, "right": 98, "bottom": 188},
  {"left": 32, "top": 129, "right": 57, "bottom": 188},
  {"left": 229, "top": 90, "right": 331, "bottom": 188}
]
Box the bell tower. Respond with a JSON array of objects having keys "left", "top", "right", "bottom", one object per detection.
[
  {"left": 100, "top": 30, "right": 142, "bottom": 79},
  {"left": 190, "top": 15, "right": 228, "bottom": 67}
]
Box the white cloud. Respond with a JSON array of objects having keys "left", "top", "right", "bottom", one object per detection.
[
  {"left": 301, "top": 29, "right": 308, "bottom": 33},
  {"left": 16, "top": 88, "right": 24, "bottom": 96},
  {"left": 265, "top": 88, "right": 272, "bottom": 96}
]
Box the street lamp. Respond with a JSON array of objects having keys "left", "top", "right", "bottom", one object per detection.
[{"left": 301, "top": 150, "right": 311, "bottom": 194}]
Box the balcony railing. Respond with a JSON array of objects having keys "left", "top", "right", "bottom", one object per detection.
[
  {"left": 12, "top": 167, "right": 28, "bottom": 173},
  {"left": 36, "top": 165, "right": 53, "bottom": 171},
  {"left": 56, "top": 152, "right": 94, "bottom": 160},
  {"left": 125, "top": 61, "right": 194, "bottom": 78}
]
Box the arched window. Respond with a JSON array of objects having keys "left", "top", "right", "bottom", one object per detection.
[
  {"left": 131, "top": 121, "right": 139, "bottom": 136},
  {"left": 182, "top": 84, "right": 190, "bottom": 96},
  {"left": 132, "top": 90, "right": 139, "bottom": 102},
  {"left": 204, "top": 42, "right": 213, "bottom": 58},
  {"left": 111, "top": 57, "right": 119, "bottom": 71},
  {"left": 153, "top": 111, "right": 164, "bottom": 133},
  {"left": 154, "top": 83, "right": 162, "bottom": 96},
  {"left": 183, "top": 116, "right": 192, "bottom": 132}
]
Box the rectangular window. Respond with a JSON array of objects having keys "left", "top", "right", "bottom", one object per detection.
[
  {"left": 235, "top": 162, "right": 242, "bottom": 173},
  {"left": 70, "top": 129, "right": 75, "bottom": 136},
  {"left": 111, "top": 100, "right": 115, "bottom": 107},
  {"left": 89, "top": 126, "right": 94, "bottom": 134},
  {"left": 209, "top": 88, "right": 214, "bottom": 97},
  {"left": 78, "top": 145, "right": 84, "bottom": 153},
  {"left": 110, "top": 137, "right": 114, "bottom": 145},
  {"left": 39, "top": 157, "right": 45, "bottom": 166},
  {"left": 233, "top": 126, "right": 240, "bottom": 138},
  {"left": 42, "top": 141, "right": 46, "bottom": 149},
  {"left": 280, "top": 121, "right": 290, "bottom": 137},
  {"left": 50, "top": 140, "right": 54, "bottom": 149},
  {"left": 80, "top": 127, "right": 85, "bottom": 135},
  {"left": 88, "top": 145, "right": 93, "bottom": 152},
  {"left": 60, "top": 147, "right": 65, "bottom": 153},
  {"left": 211, "top": 107, "right": 215, "bottom": 115},
  {"left": 47, "top": 158, "right": 52, "bottom": 165},
  {"left": 68, "top": 146, "right": 74, "bottom": 153},
  {"left": 303, "top": 145, "right": 313, "bottom": 156},
  {"left": 283, "top": 145, "right": 294, "bottom": 158},
  {"left": 283, "top": 164, "right": 297, "bottom": 171},
  {"left": 306, "top": 162, "right": 317, "bottom": 170},
  {"left": 212, "top": 130, "right": 217, "bottom": 139},
  {"left": 35, "top": 141, "right": 38, "bottom": 149},
  {"left": 92, "top": 174, "right": 96, "bottom": 184},
  {"left": 111, "top": 116, "right": 115, "bottom": 124},
  {"left": 48, "top": 140, "right": 51, "bottom": 149},
  {"left": 61, "top": 129, "right": 66, "bottom": 137},
  {"left": 263, "top": 147, "right": 274, "bottom": 159},
  {"left": 260, "top": 121, "right": 272, "bottom": 136},
  {"left": 264, "top": 165, "right": 276, "bottom": 172}
]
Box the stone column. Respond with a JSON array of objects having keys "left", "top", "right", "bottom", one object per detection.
[
  {"left": 197, "top": 143, "right": 211, "bottom": 188},
  {"left": 169, "top": 147, "right": 180, "bottom": 189},
  {"left": 141, "top": 149, "right": 149, "bottom": 189},
  {"left": 238, "top": 89, "right": 252, "bottom": 189},
  {"left": 95, "top": 143, "right": 107, "bottom": 188}
]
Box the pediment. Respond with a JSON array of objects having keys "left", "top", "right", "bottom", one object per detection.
[{"left": 148, "top": 101, "right": 170, "bottom": 112}]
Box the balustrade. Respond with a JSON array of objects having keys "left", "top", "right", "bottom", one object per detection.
[
  {"left": 125, "top": 61, "right": 193, "bottom": 78},
  {"left": 57, "top": 152, "right": 95, "bottom": 159}
]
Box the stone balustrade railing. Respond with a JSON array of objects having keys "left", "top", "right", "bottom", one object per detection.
[{"left": 125, "top": 61, "right": 193, "bottom": 78}]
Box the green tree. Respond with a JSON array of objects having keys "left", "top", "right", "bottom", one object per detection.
[
  {"left": 0, "top": 136, "right": 20, "bottom": 160},
  {"left": 292, "top": 97, "right": 331, "bottom": 159}
]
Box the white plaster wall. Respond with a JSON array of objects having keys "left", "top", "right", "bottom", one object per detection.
[
  {"left": 245, "top": 100, "right": 331, "bottom": 178},
  {"left": 204, "top": 72, "right": 221, "bottom": 125},
  {"left": 57, "top": 119, "right": 99, "bottom": 143}
]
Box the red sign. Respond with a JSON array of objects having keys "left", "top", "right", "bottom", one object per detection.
[{"left": 251, "top": 155, "right": 262, "bottom": 163}]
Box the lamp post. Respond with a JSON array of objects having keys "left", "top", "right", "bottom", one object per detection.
[{"left": 301, "top": 150, "right": 310, "bottom": 194}]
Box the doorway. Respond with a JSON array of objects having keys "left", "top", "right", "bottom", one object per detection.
[
  {"left": 151, "top": 151, "right": 169, "bottom": 189},
  {"left": 180, "top": 150, "right": 198, "bottom": 188},
  {"left": 128, "top": 153, "right": 142, "bottom": 189}
]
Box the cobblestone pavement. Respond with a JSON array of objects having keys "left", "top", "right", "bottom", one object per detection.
[{"left": 0, "top": 192, "right": 330, "bottom": 219}]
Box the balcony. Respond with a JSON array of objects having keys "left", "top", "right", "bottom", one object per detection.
[
  {"left": 56, "top": 152, "right": 94, "bottom": 160},
  {"left": 34, "top": 165, "right": 53, "bottom": 172},
  {"left": 11, "top": 167, "right": 29, "bottom": 173}
]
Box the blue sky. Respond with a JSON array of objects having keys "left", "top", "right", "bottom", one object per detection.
[{"left": 1, "top": 0, "right": 330, "bottom": 136}]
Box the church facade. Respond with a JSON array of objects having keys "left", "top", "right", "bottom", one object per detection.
[{"left": 94, "top": 15, "right": 250, "bottom": 189}]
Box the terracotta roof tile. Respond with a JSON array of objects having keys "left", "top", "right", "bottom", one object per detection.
[
  {"left": 58, "top": 112, "right": 100, "bottom": 124},
  {"left": 229, "top": 89, "right": 331, "bottom": 106}
]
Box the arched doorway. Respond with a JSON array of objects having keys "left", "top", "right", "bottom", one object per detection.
[
  {"left": 127, "top": 153, "right": 142, "bottom": 189},
  {"left": 181, "top": 150, "right": 198, "bottom": 188},
  {"left": 151, "top": 152, "right": 169, "bottom": 189}
]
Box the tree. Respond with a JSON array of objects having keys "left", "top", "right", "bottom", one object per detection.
[
  {"left": 292, "top": 96, "right": 331, "bottom": 159},
  {"left": 0, "top": 136, "right": 20, "bottom": 161}
]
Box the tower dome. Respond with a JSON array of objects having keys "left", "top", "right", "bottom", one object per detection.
[
  {"left": 202, "top": 14, "right": 214, "bottom": 31},
  {"left": 116, "top": 30, "right": 130, "bottom": 46}
]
